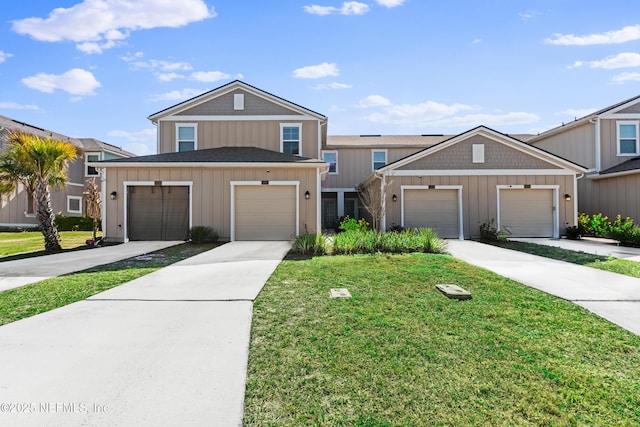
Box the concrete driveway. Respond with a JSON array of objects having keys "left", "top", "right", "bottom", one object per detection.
[
  {"left": 0, "top": 241, "right": 291, "bottom": 427},
  {"left": 448, "top": 240, "right": 640, "bottom": 336},
  {"left": 0, "top": 241, "right": 182, "bottom": 292}
]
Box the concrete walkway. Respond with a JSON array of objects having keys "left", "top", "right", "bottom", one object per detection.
[
  {"left": 448, "top": 240, "right": 640, "bottom": 336},
  {"left": 0, "top": 241, "right": 291, "bottom": 427},
  {"left": 0, "top": 241, "right": 182, "bottom": 292},
  {"left": 511, "top": 237, "right": 640, "bottom": 261}
]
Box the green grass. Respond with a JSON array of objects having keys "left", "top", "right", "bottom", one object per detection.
[
  {"left": 0, "top": 231, "right": 99, "bottom": 258},
  {"left": 484, "top": 240, "right": 640, "bottom": 279},
  {"left": 244, "top": 254, "right": 640, "bottom": 426},
  {"left": 0, "top": 242, "right": 218, "bottom": 326}
]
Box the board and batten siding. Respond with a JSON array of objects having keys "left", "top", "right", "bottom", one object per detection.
[
  {"left": 322, "top": 147, "right": 422, "bottom": 190},
  {"left": 104, "top": 166, "right": 319, "bottom": 242},
  {"left": 580, "top": 175, "right": 640, "bottom": 223},
  {"left": 599, "top": 118, "right": 640, "bottom": 171},
  {"left": 158, "top": 120, "right": 320, "bottom": 158},
  {"left": 532, "top": 122, "right": 595, "bottom": 170},
  {"left": 0, "top": 182, "right": 84, "bottom": 226},
  {"left": 384, "top": 174, "right": 576, "bottom": 239}
]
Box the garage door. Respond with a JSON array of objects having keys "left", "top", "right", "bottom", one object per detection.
[
  {"left": 500, "top": 189, "right": 553, "bottom": 237},
  {"left": 235, "top": 185, "right": 296, "bottom": 241},
  {"left": 403, "top": 189, "right": 459, "bottom": 238},
  {"left": 128, "top": 186, "right": 189, "bottom": 241}
]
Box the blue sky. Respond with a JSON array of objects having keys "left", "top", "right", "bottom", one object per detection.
[{"left": 1, "top": 1, "right": 639, "bottom": 155}]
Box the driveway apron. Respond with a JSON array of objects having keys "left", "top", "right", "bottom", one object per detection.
[
  {"left": 0, "top": 241, "right": 290, "bottom": 427},
  {"left": 447, "top": 240, "right": 640, "bottom": 336}
]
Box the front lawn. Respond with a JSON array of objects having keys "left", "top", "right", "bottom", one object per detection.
[
  {"left": 483, "top": 240, "right": 640, "bottom": 279},
  {"left": 244, "top": 254, "right": 640, "bottom": 426},
  {"left": 0, "top": 243, "right": 218, "bottom": 326},
  {"left": 0, "top": 231, "right": 98, "bottom": 259}
]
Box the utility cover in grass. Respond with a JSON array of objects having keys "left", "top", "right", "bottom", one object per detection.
[
  {"left": 330, "top": 288, "right": 352, "bottom": 298},
  {"left": 436, "top": 284, "right": 472, "bottom": 300}
]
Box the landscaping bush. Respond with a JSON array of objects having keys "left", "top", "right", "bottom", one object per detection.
[
  {"left": 608, "top": 215, "right": 640, "bottom": 246},
  {"left": 331, "top": 228, "right": 447, "bottom": 255},
  {"left": 332, "top": 229, "right": 378, "bottom": 254},
  {"left": 54, "top": 215, "right": 96, "bottom": 232},
  {"left": 479, "top": 219, "right": 507, "bottom": 241},
  {"left": 292, "top": 234, "right": 328, "bottom": 255},
  {"left": 338, "top": 215, "right": 369, "bottom": 233},
  {"left": 579, "top": 213, "right": 611, "bottom": 237},
  {"left": 565, "top": 225, "right": 582, "bottom": 240},
  {"left": 189, "top": 226, "right": 219, "bottom": 243}
]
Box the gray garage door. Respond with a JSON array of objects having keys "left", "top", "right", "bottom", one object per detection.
[
  {"left": 128, "top": 186, "right": 189, "bottom": 241},
  {"left": 403, "top": 189, "right": 459, "bottom": 238},
  {"left": 500, "top": 189, "right": 554, "bottom": 237}
]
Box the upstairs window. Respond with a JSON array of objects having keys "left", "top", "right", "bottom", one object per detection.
[
  {"left": 281, "top": 124, "right": 301, "bottom": 155},
  {"left": 618, "top": 121, "right": 639, "bottom": 155},
  {"left": 372, "top": 150, "right": 387, "bottom": 170},
  {"left": 176, "top": 124, "right": 197, "bottom": 152},
  {"left": 322, "top": 151, "right": 338, "bottom": 174},
  {"left": 85, "top": 153, "right": 101, "bottom": 177}
]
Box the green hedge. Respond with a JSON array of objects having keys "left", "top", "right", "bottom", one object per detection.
[{"left": 54, "top": 215, "right": 99, "bottom": 232}]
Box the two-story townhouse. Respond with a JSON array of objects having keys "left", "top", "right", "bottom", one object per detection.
[
  {"left": 94, "top": 80, "right": 588, "bottom": 242},
  {"left": 0, "top": 115, "right": 133, "bottom": 228},
  {"left": 529, "top": 95, "right": 640, "bottom": 223}
]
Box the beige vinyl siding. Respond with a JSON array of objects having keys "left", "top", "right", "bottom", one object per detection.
[
  {"left": 0, "top": 182, "right": 83, "bottom": 226},
  {"left": 385, "top": 174, "right": 575, "bottom": 239},
  {"left": 599, "top": 118, "right": 640, "bottom": 171},
  {"left": 235, "top": 186, "right": 296, "bottom": 240},
  {"left": 158, "top": 120, "right": 320, "bottom": 158},
  {"left": 104, "top": 166, "right": 319, "bottom": 242},
  {"left": 579, "top": 174, "right": 640, "bottom": 222},
  {"left": 176, "top": 89, "right": 304, "bottom": 116},
  {"left": 398, "top": 135, "right": 560, "bottom": 170},
  {"left": 532, "top": 122, "right": 595, "bottom": 169},
  {"left": 321, "top": 147, "right": 422, "bottom": 189}
]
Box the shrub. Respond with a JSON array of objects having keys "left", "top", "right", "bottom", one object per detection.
[
  {"left": 580, "top": 213, "right": 611, "bottom": 237},
  {"left": 608, "top": 215, "right": 640, "bottom": 246},
  {"left": 332, "top": 229, "right": 377, "bottom": 254},
  {"left": 565, "top": 225, "right": 582, "bottom": 240},
  {"left": 332, "top": 228, "right": 447, "bottom": 255},
  {"left": 338, "top": 216, "right": 369, "bottom": 233},
  {"left": 292, "top": 234, "right": 328, "bottom": 255},
  {"left": 387, "top": 224, "right": 405, "bottom": 233},
  {"left": 479, "top": 219, "right": 507, "bottom": 241},
  {"left": 54, "top": 215, "right": 96, "bottom": 231},
  {"left": 189, "top": 226, "right": 219, "bottom": 243}
]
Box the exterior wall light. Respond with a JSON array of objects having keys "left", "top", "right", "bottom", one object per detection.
[
  {"left": 305, "top": 190, "right": 310, "bottom": 200},
  {"left": 392, "top": 194, "right": 397, "bottom": 202},
  {"left": 564, "top": 193, "right": 571, "bottom": 201},
  {"left": 110, "top": 191, "right": 117, "bottom": 200}
]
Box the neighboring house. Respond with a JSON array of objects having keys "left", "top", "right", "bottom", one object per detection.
[
  {"left": 93, "top": 80, "right": 587, "bottom": 242},
  {"left": 529, "top": 95, "right": 640, "bottom": 223},
  {"left": 0, "top": 115, "right": 133, "bottom": 228}
]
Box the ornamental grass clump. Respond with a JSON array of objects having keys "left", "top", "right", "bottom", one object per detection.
[{"left": 292, "top": 234, "right": 328, "bottom": 255}]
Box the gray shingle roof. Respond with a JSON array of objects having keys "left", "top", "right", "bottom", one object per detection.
[
  {"left": 600, "top": 157, "right": 640, "bottom": 176},
  {"left": 95, "top": 146, "right": 325, "bottom": 164}
]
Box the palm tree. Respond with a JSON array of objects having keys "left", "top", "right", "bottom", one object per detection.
[{"left": 0, "top": 131, "right": 78, "bottom": 251}]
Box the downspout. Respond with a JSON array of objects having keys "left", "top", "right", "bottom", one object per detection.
[
  {"left": 589, "top": 117, "right": 600, "bottom": 172},
  {"left": 574, "top": 172, "right": 584, "bottom": 226},
  {"left": 97, "top": 167, "right": 107, "bottom": 242},
  {"left": 317, "top": 164, "right": 330, "bottom": 234}
]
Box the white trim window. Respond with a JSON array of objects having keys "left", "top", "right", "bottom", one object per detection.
[
  {"left": 617, "top": 121, "right": 639, "bottom": 155},
  {"left": 322, "top": 150, "right": 338, "bottom": 174},
  {"left": 176, "top": 123, "right": 197, "bottom": 152},
  {"left": 67, "top": 195, "right": 83, "bottom": 215},
  {"left": 372, "top": 149, "right": 387, "bottom": 170},
  {"left": 85, "top": 152, "right": 101, "bottom": 177},
  {"left": 280, "top": 123, "right": 302, "bottom": 155}
]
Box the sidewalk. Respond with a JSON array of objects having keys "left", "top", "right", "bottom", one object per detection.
[
  {"left": 510, "top": 237, "right": 640, "bottom": 261},
  {"left": 447, "top": 240, "right": 640, "bottom": 336}
]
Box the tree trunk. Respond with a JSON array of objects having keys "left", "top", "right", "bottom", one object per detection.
[{"left": 35, "top": 178, "right": 62, "bottom": 252}]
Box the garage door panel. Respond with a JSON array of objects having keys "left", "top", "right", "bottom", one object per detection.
[
  {"left": 403, "top": 189, "right": 459, "bottom": 239},
  {"left": 128, "top": 186, "right": 189, "bottom": 241},
  {"left": 500, "top": 189, "right": 553, "bottom": 237},
  {"left": 235, "top": 186, "right": 296, "bottom": 241}
]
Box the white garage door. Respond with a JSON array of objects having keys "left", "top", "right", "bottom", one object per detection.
[
  {"left": 403, "top": 189, "right": 459, "bottom": 238},
  {"left": 500, "top": 189, "right": 554, "bottom": 237},
  {"left": 235, "top": 185, "right": 296, "bottom": 241}
]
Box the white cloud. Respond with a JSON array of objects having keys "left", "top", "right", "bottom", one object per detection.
[
  {"left": 426, "top": 112, "right": 540, "bottom": 128},
  {"left": 107, "top": 128, "right": 157, "bottom": 155},
  {"left": 157, "top": 72, "right": 184, "bottom": 82},
  {"left": 364, "top": 100, "right": 476, "bottom": 124},
  {"left": 359, "top": 95, "right": 391, "bottom": 108},
  {"left": 304, "top": 2, "right": 369, "bottom": 16},
  {"left": 572, "top": 53, "right": 640, "bottom": 70},
  {"left": 22, "top": 68, "right": 101, "bottom": 96},
  {"left": 150, "top": 88, "right": 204, "bottom": 102},
  {"left": 471, "top": 38, "right": 482, "bottom": 45},
  {"left": 375, "top": 0, "right": 405, "bottom": 7},
  {"left": 545, "top": 24, "right": 640, "bottom": 46},
  {"left": 0, "top": 102, "right": 39, "bottom": 110},
  {"left": 314, "top": 82, "right": 352, "bottom": 90},
  {"left": 12, "top": 0, "right": 216, "bottom": 54},
  {"left": 519, "top": 10, "right": 541, "bottom": 20},
  {"left": 293, "top": 62, "right": 339, "bottom": 79},
  {"left": 190, "top": 71, "right": 230, "bottom": 82},
  {"left": 0, "top": 51, "right": 13, "bottom": 63},
  {"left": 560, "top": 108, "right": 597, "bottom": 118},
  {"left": 612, "top": 72, "right": 640, "bottom": 84}
]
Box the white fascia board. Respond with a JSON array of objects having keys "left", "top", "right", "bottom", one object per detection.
[
  {"left": 388, "top": 169, "right": 576, "bottom": 176},
  {"left": 91, "top": 162, "right": 326, "bottom": 169},
  {"left": 159, "top": 115, "right": 319, "bottom": 122}
]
